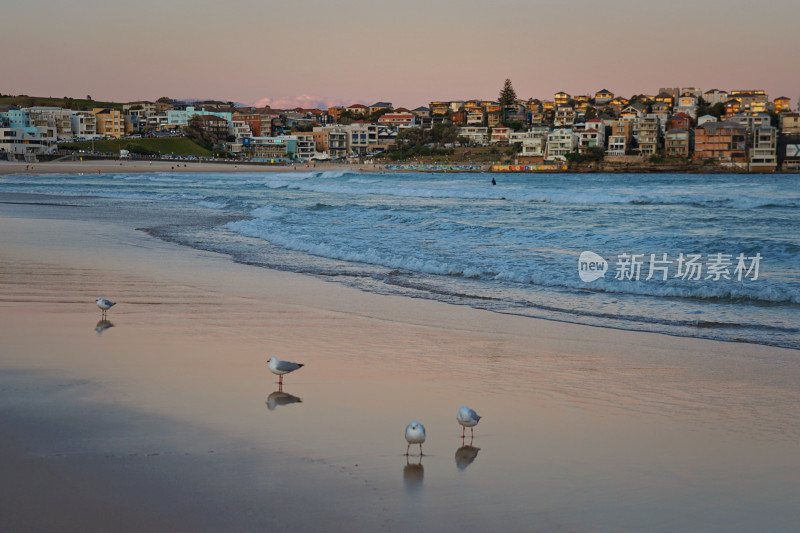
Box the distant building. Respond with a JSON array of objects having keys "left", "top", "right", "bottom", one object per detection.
[
  {"left": 545, "top": 128, "right": 577, "bottom": 161},
  {"left": 377, "top": 113, "right": 417, "bottom": 128},
  {"left": 369, "top": 102, "right": 393, "bottom": 114},
  {"left": 554, "top": 106, "right": 576, "bottom": 127},
  {"left": 665, "top": 128, "right": 692, "bottom": 158},
  {"left": 674, "top": 93, "right": 698, "bottom": 118},
  {"left": 774, "top": 97, "right": 792, "bottom": 114},
  {"left": 703, "top": 89, "right": 728, "bottom": 105},
  {"left": 780, "top": 113, "right": 800, "bottom": 134},
  {"left": 490, "top": 127, "right": 511, "bottom": 143},
  {"left": 694, "top": 121, "right": 746, "bottom": 162},
  {"left": 697, "top": 114, "right": 718, "bottom": 126},
  {"left": 457, "top": 126, "right": 489, "bottom": 145},
  {"left": 728, "top": 112, "right": 771, "bottom": 131},
  {"left": 749, "top": 126, "right": 777, "bottom": 171},
  {"left": 346, "top": 104, "right": 369, "bottom": 115},
  {"left": 595, "top": 89, "right": 614, "bottom": 104},
  {"left": 554, "top": 92, "right": 571, "bottom": 106},
  {"left": 778, "top": 133, "right": 800, "bottom": 170},
  {"left": 92, "top": 108, "right": 124, "bottom": 138},
  {"left": 667, "top": 113, "right": 692, "bottom": 131}
]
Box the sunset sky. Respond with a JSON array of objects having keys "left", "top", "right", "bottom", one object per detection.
[{"left": 3, "top": 0, "right": 796, "bottom": 109}]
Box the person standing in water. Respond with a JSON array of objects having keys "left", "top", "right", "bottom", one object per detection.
[{"left": 491, "top": 177, "right": 496, "bottom": 185}]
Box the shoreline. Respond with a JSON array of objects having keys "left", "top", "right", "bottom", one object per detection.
[
  {"left": 2, "top": 159, "right": 797, "bottom": 176},
  {"left": 1, "top": 190, "right": 800, "bottom": 531}
]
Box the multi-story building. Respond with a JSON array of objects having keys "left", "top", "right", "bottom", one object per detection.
[
  {"left": 369, "top": 102, "right": 392, "bottom": 115},
  {"left": 730, "top": 90, "right": 768, "bottom": 110},
  {"left": 92, "top": 108, "right": 124, "bottom": 138},
  {"left": 606, "top": 119, "right": 633, "bottom": 155},
  {"left": 466, "top": 109, "right": 485, "bottom": 125},
  {"left": 345, "top": 104, "right": 369, "bottom": 116},
  {"left": 0, "top": 110, "right": 57, "bottom": 157},
  {"left": 576, "top": 123, "right": 605, "bottom": 154},
  {"left": 554, "top": 106, "right": 576, "bottom": 127},
  {"left": 411, "top": 106, "right": 431, "bottom": 119},
  {"left": 309, "top": 128, "right": 347, "bottom": 159},
  {"left": 654, "top": 92, "right": 675, "bottom": 109},
  {"left": 457, "top": 126, "right": 489, "bottom": 145},
  {"left": 25, "top": 107, "right": 73, "bottom": 139},
  {"left": 429, "top": 102, "right": 449, "bottom": 116},
  {"left": 667, "top": 113, "right": 691, "bottom": 131},
  {"left": 239, "top": 136, "right": 296, "bottom": 161},
  {"left": 377, "top": 113, "right": 417, "bottom": 128},
  {"left": 554, "top": 92, "right": 571, "bottom": 106},
  {"left": 774, "top": 97, "right": 792, "bottom": 114},
  {"left": 703, "top": 89, "right": 728, "bottom": 105},
  {"left": 728, "top": 112, "right": 771, "bottom": 131},
  {"left": 674, "top": 93, "right": 698, "bottom": 118},
  {"left": 723, "top": 99, "right": 742, "bottom": 116},
  {"left": 343, "top": 123, "right": 378, "bottom": 155},
  {"left": 694, "top": 121, "right": 746, "bottom": 162},
  {"left": 778, "top": 134, "right": 800, "bottom": 170},
  {"left": 490, "top": 127, "right": 511, "bottom": 143},
  {"left": 636, "top": 115, "right": 661, "bottom": 156},
  {"left": 665, "top": 128, "right": 692, "bottom": 158},
  {"left": 780, "top": 113, "right": 800, "bottom": 134},
  {"left": 70, "top": 111, "right": 98, "bottom": 138},
  {"left": 595, "top": 89, "right": 614, "bottom": 104},
  {"left": 749, "top": 126, "right": 777, "bottom": 171},
  {"left": 545, "top": 128, "right": 577, "bottom": 161}
]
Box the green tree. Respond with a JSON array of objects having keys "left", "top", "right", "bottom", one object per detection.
[{"left": 498, "top": 78, "right": 517, "bottom": 107}]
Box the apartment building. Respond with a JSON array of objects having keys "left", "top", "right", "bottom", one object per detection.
[
  {"left": 694, "top": 121, "right": 746, "bottom": 162},
  {"left": 749, "top": 126, "right": 777, "bottom": 171},
  {"left": 665, "top": 128, "right": 692, "bottom": 157},
  {"left": 545, "top": 128, "right": 577, "bottom": 161}
]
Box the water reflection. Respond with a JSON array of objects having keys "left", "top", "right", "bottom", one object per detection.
[
  {"left": 95, "top": 319, "right": 114, "bottom": 335},
  {"left": 455, "top": 438, "right": 480, "bottom": 471},
  {"left": 266, "top": 390, "right": 303, "bottom": 411},
  {"left": 403, "top": 456, "right": 424, "bottom": 492}
]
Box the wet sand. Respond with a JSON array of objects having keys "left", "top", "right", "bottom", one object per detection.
[
  {"left": 1, "top": 197, "right": 799, "bottom": 531},
  {"left": 0, "top": 159, "right": 380, "bottom": 175}
]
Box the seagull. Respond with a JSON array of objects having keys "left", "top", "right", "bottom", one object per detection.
[
  {"left": 267, "top": 356, "right": 304, "bottom": 386},
  {"left": 405, "top": 420, "right": 426, "bottom": 456},
  {"left": 96, "top": 297, "right": 116, "bottom": 318},
  {"left": 457, "top": 406, "right": 482, "bottom": 438}
]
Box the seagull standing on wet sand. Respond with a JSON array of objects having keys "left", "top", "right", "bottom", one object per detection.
[
  {"left": 405, "top": 420, "right": 426, "bottom": 456},
  {"left": 457, "top": 406, "right": 481, "bottom": 438},
  {"left": 96, "top": 297, "right": 116, "bottom": 318},
  {"left": 268, "top": 356, "right": 304, "bottom": 386}
]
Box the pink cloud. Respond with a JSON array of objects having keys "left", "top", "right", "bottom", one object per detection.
[{"left": 254, "top": 94, "right": 359, "bottom": 110}]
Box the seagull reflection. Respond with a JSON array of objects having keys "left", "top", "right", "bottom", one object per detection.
[
  {"left": 95, "top": 319, "right": 114, "bottom": 335},
  {"left": 403, "top": 456, "right": 424, "bottom": 492},
  {"left": 455, "top": 439, "right": 480, "bottom": 471},
  {"left": 265, "top": 390, "right": 303, "bottom": 411}
]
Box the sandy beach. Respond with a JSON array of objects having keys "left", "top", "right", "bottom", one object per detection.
[
  {"left": 1, "top": 186, "right": 800, "bottom": 531},
  {"left": 0, "top": 159, "right": 379, "bottom": 176}
]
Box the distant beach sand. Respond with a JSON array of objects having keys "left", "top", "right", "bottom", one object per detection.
[{"left": 1, "top": 191, "right": 799, "bottom": 531}]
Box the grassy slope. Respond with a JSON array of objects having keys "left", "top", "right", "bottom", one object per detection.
[
  {"left": 0, "top": 95, "right": 123, "bottom": 110},
  {"left": 58, "top": 137, "right": 212, "bottom": 157}
]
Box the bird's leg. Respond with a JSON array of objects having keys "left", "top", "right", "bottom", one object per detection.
[
  {"left": 419, "top": 444, "right": 424, "bottom": 456},
  {"left": 406, "top": 444, "right": 410, "bottom": 456},
  {"left": 462, "top": 426, "right": 465, "bottom": 438},
  {"left": 278, "top": 375, "right": 283, "bottom": 386},
  {"left": 471, "top": 427, "right": 474, "bottom": 438},
  {"left": 278, "top": 381, "right": 283, "bottom": 393}
]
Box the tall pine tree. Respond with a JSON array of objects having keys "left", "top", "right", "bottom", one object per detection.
[{"left": 498, "top": 79, "right": 517, "bottom": 107}]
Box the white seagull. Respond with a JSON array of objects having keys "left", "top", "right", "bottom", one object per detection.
[
  {"left": 96, "top": 297, "right": 116, "bottom": 317},
  {"left": 457, "top": 406, "right": 482, "bottom": 438},
  {"left": 405, "top": 420, "right": 426, "bottom": 456},
  {"left": 267, "top": 356, "right": 304, "bottom": 386}
]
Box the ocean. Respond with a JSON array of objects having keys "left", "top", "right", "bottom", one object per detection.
[{"left": 3, "top": 169, "right": 798, "bottom": 349}]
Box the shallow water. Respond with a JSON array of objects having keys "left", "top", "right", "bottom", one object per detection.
[{"left": 2, "top": 170, "right": 798, "bottom": 348}]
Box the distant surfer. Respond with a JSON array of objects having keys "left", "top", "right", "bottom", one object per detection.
[{"left": 491, "top": 177, "right": 496, "bottom": 185}]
